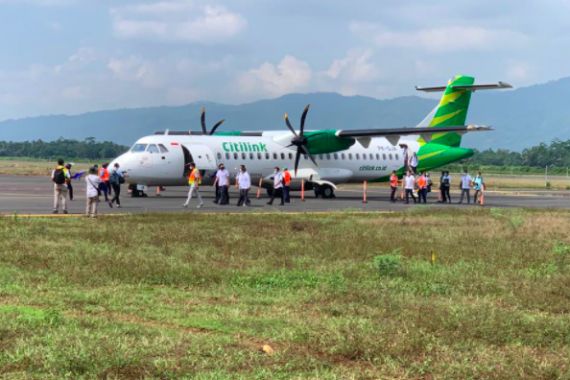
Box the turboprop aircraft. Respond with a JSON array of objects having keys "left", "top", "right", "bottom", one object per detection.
[{"left": 111, "top": 75, "right": 511, "bottom": 198}]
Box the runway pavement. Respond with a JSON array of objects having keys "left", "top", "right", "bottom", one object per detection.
[{"left": 1, "top": 175, "right": 569, "bottom": 215}]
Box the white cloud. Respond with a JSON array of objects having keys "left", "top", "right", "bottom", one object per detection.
[
  {"left": 324, "top": 49, "right": 379, "bottom": 82},
  {"left": 107, "top": 56, "right": 164, "bottom": 88},
  {"left": 506, "top": 61, "right": 532, "bottom": 82},
  {"left": 111, "top": 1, "right": 247, "bottom": 43},
  {"left": 0, "top": 0, "right": 75, "bottom": 5},
  {"left": 350, "top": 21, "right": 528, "bottom": 52},
  {"left": 239, "top": 55, "right": 312, "bottom": 97}
]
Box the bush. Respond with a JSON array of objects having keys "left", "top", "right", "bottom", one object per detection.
[{"left": 374, "top": 250, "right": 403, "bottom": 277}]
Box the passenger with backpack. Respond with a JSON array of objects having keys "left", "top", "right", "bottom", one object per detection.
[
  {"left": 85, "top": 166, "right": 102, "bottom": 218},
  {"left": 51, "top": 159, "right": 70, "bottom": 214},
  {"left": 109, "top": 162, "right": 125, "bottom": 208}
]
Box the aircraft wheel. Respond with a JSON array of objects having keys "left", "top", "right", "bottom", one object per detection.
[{"left": 321, "top": 185, "right": 335, "bottom": 199}]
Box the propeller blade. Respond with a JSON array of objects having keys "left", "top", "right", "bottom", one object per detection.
[
  {"left": 299, "top": 104, "right": 310, "bottom": 136},
  {"left": 200, "top": 107, "right": 207, "bottom": 134},
  {"left": 209, "top": 119, "right": 225, "bottom": 135},
  {"left": 299, "top": 145, "right": 318, "bottom": 167},
  {"left": 284, "top": 113, "right": 298, "bottom": 136},
  {"left": 294, "top": 150, "right": 302, "bottom": 176}
]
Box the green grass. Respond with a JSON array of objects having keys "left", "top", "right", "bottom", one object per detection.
[{"left": 1, "top": 209, "right": 570, "bottom": 379}]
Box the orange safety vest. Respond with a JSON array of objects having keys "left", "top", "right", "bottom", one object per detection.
[
  {"left": 389, "top": 174, "right": 398, "bottom": 187},
  {"left": 99, "top": 168, "right": 110, "bottom": 181},
  {"left": 417, "top": 176, "right": 427, "bottom": 189},
  {"left": 188, "top": 168, "right": 201, "bottom": 185},
  {"left": 283, "top": 170, "right": 291, "bottom": 186}
]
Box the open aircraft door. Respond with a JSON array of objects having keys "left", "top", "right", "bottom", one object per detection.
[{"left": 181, "top": 144, "right": 218, "bottom": 184}]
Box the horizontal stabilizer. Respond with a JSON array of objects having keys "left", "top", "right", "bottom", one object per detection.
[{"left": 415, "top": 81, "right": 512, "bottom": 92}]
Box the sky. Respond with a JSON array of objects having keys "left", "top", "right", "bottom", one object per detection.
[{"left": 0, "top": 0, "right": 568, "bottom": 120}]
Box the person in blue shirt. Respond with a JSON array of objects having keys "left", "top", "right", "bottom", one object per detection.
[{"left": 473, "top": 171, "right": 484, "bottom": 205}]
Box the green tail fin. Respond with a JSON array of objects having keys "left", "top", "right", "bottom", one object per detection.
[{"left": 425, "top": 75, "right": 474, "bottom": 147}]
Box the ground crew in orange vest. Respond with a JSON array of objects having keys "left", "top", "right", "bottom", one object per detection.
[
  {"left": 282, "top": 167, "right": 292, "bottom": 203},
  {"left": 98, "top": 163, "right": 112, "bottom": 204},
  {"left": 416, "top": 171, "right": 428, "bottom": 204},
  {"left": 389, "top": 170, "right": 399, "bottom": 202},
  {"left": 183, "top": 162, "right": 204, "bottom": 209}
]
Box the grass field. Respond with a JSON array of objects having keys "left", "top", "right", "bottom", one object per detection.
[{"left": 1, "top": 209, "right": 569, "bottom": 379}]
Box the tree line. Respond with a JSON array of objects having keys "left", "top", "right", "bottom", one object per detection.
[
  {"left": 0, "top": 138, "right": 128, "bottom": 160},
  {"left": 466, "top": 139, "right": 570, "bottom": 168}
]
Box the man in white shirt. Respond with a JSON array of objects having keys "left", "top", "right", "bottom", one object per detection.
[
  {"left": 408, "top": 152, "right": 419, "bottom": 174},
  {"left": 459, "top": 170, "right": 472, "bottom": 204},
  {"left": 214, "top": 163, "right": 230, "bottom": 205},
  {"left": 267, "top": 166, "right": 284, "bottom": 206},
  {"left": 236, "top": 165, "right": 251, "bottom": 207},
  {"left": 85, "top": 166, "right": 102, "bottom": 217},
  {"left": 404, "top": 171, "right": 417, "bottom": 204}
]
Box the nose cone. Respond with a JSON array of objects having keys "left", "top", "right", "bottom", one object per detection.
[{"left": 110, "top": 152, "right": 137, "bottom": 182}]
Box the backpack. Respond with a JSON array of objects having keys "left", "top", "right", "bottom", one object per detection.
[
  {"left": 53, "top": 168, "right": 66, "bottom": 185},
  {"left": 110, "top": 171, "right": 120, "bottom": 185}
]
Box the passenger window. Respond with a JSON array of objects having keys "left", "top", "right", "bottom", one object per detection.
[
  {"left": 217, "top": 153, "right": 222, "bottom": 160},
  {"left": 249, "top": 153, "right": 254, "bottom": 160},
  {"left": 303, "top": 154, "right": 308, "bottom": 160},
  {"left": 288, "top": 153, "right": 293, "bottom": 160},
  {"left": 280, "top": 153, "right": 285, "bottom": 160},
  {"left": 265, "top": 153, "right": 270, "bottom": 160},
  {"left": 158, "top": 144, "right": 169, "bottom": 153},
  {"left": 333, "top": 153, "right": 338, "bottom": 160},
  {"left": 341, "top": 153, "right": 345, "bottom": 160},
  {"left": 389, "top": 154, "right": 393, "bottom": 160},
  {"left": 147, "top": 144, "right": 159, "bottom": 153},
  {"left": 395, "top": 154, "right": 399, "bottom": 160},
  {"left": 225, "top": 153, "right": 230, "bottom": 160},
  {"left": 242, "top": 153, "right": 246, "bottom": 160},
  {"left": 376, "top": 153, "right": 380, "bottom": 160},
  {"left": 273, "top": 153, "right": 278, "bottom": 160},
  {"left": 257, "top": 153, "right": 262, "bottom": 160},
  {"left": 356, "top": 153, "right": 360, "bottom": 160},
  {"left": 383, "top": 154, "right": 387, "bottom": 160},
  {"left": 234, "top": 153, "right": 238, "bottom": 160},
  {"left": 326, "top": 154, "right": 331, "bottom": 160},
  {"left": 319, "top": 154, "right": 323, "bottom": 160},
  {"left": 348, "top": 153, "right": 352, "bottom": 160}
]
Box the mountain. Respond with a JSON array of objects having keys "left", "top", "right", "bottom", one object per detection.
[{"left": 1, "top": 77, "right": 570, "bottom": 151}]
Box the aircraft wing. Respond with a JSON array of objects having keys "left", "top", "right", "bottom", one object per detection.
[{"left": 336, "top": 125, "right": 492, "bottom": 146}]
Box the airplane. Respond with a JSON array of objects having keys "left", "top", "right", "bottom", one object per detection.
[{"left": 110, "top": 75, "right": 512, "bottom": 199}]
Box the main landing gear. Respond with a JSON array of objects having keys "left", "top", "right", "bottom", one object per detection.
[{"left": 313, "top": 184, "right": 335, "bottom": 199}]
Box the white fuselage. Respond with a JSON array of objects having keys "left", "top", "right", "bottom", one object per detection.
[{"left": 111, "top": 132, "right": 420, "bottom": 188}]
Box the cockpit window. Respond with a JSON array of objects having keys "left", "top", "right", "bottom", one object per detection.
[
  {"left": 147, "top": 144, "right": 160, "bottom": 153},
  {"left": 131, "top": 144, "right": 147, "bottom": 152},
  {"left": 158, "top": 144, "right": 169, "bottom": 153}
]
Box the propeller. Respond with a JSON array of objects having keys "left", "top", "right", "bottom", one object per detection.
[
  {"left": 200, "top": 107, "right": 225, "bottom": 135},
  {"left": 283, "top": 104, "right": 318, "bottom": 175}
]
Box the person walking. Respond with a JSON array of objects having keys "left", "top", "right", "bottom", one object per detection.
[
  {"left": 98, "top": 163, "right": 112, "bottom": 205},
  {"left": 267, "top": 166, "right": 285, "bottom": 206},
  {"left": 416, "top": 171, "right": 428, "bottom": 204},
  {"left": 85, "top": 166, "right": 101, "bottom": 218},
  {"left": 214, "top": 163, "right": 230, "bottom": 205},
  {"left": 109, "top": 162, "right": 125, "bottom": 208},
  {"left": 389, "top": 170, "right": 399, "bottom": 202},
  {"left": 404, "top": 170, "right": 417, "bottom": 204},
  {"left": 65, "top": 163, "right": 74, "bottom": 201},
  {"left": 236, "top": 165, "right": 251, "bottom": 207},
  {"left": 473, "top": 171, "right": 484, "bottom": 205},
  {"left": 459, "top": 170, "right": 472, "bottom": 204},
  {"left": 443, "top": 171, "right": 452, "bottom": 203},
  {"left": 183, "top": 162, "right": 204, "bottom": 208},
  {"left": 438, "top": 171, "right": 446, "bottom": 203},
  {"left": 408, "top": 152, "right": 419, "bottom": 174},
  {"left": 282, "top": 167, "right": 292, "bottom": 203},
  {"left": 51, "top": 158, "right": 70, "bottom": 214}
]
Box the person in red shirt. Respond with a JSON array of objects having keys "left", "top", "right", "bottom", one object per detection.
[
  {"left": 416, "top": 171, "right": 428, "bottom": 204},
  {"left": 282, "top": 168, "right": 292, "bottom": 203},
  {"left": 389, "top": 170, "right": 399, "bottom": 202},
  {"left": 98, "top": 162, "right": 112, "bottom": 205}
]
